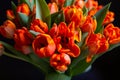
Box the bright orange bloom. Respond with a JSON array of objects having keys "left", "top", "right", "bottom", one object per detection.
[
  {"left": 17, "top": 3, "right": 30, "bottom": 16},
  {"left": 75, "top": 0, "right": 85, "bottom": 9},
  {"left": 14, "top": 27, "right": 34, "bottom": 54},
  {"left": 103, "top": 11, "right": 115, "bottom": 25},
  {"left": 0, "top": 20, "right": 16, "bottom": 39},
  {"left": 51, "top": 22, "right": 80, "bottom": 57},
  {"left": 49, "top": 23, "right": 58, "bottom": 38},
  {"left": 86, "top": 32, "right": 109, "bottom": 54},
  {"left": 86, "top": 32, "right": 109, "bottom": 62},
  {"left": 32, "top": 34, "right": 56, "bottom": 57},
  {"left": 80, "top": 16, "right": 97, "bottom": 32},
  {"left": 6, "top": 10, "right": 15, "bottom": 20},
  {"left": 50, "top": 53, "right": 71, "bottom": 72},
  {"left": 64, "top": 6, "right": 84, "bottom": 27},
  {"left": 30, "top": 19, "right": 48, "bottom": 34},
  {"left": 48, "top": 2, "right": 58, "bottom": 14},
  {"left": 104, "top": 23, "right": 120, "bottom": 44},
  {"left": 86, "top": 0, "right": 98, "bottom": 10}
]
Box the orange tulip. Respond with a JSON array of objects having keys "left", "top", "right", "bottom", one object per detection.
[
  {"left": 0, "top": 20, "right": 16, "bottom": 39},
  {"left": 30, "top": 19, "right": 48, "bottom": 34},
  {"left": 80, "top": 16, "right": 97, "bottom": 32},
  {"left": 86, "top": 0, "right": 98, "bottom": 10},
  {"left": 6, "top": 10, "right": 15, "bottom": 20},
  {"left": 75, "top": 0, "right": 85, "bottom": 8},
  {"left": 86, "top": 33, "right": 109, "bottom": 54},
  {"left": 64, "top": 6, "right": 84, "bottom": 27},
  {"left": 32, "top": 34, "right": 56, "bottom": 57},
  {"left": 50, "top": 53, "right": 71, "bottom": 72},
  {"left": 103, "top": 11, "right": 115, "bottom": 25},
  {"left": 104, "top": 23, "right": 120, "bottom": 44},
  {"left": 48, "top": 2, "right": 58, "bottom": 14},
  {"left": 14, "top": 27, "right": 34, "bottom": 54},
  {"left": 53, "top": 22, "right": 80, "bottom": 57},
  {"left": 86, "top": 32, "right": 109, "bottom": 62},
  {"left": 17, "top": 3, "right": 30, "bottom": 16}
]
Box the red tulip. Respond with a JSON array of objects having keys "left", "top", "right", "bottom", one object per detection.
[
  {"left": 17, "top": 3, "right": 30, "bottom": 16},
  {"left": 30, "top": 19, "right": 48, "bottom": 34},
  {"left": 50, "top": 53, "right": 71, "bottom": 72},
  {"left": 14, "top": 27, "right": 34, "bottom": 54},
  {"left": 0, "top": 20, "right": 16, "bottom": 39},
  {"left": 104, "top": 23, "right": 120, "bottom": 44},
  {"left": 32, "top": 34, "right": 56, "bottom": 57}
]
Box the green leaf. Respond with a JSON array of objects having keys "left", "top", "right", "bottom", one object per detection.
[
  {"left": 95, "top": 2, "right": 111, "bottom": 33},
  {"left": 45, "top": 72, "right": 71, "bottom": 80},
  {"left": 25, "top": 0, "right": 35, "bottom": 11},
  {"left": 29, "top": 52, "right": 53, "bottom": 73},
  {"left": 51, "top": 11, "right": 65, "bottom": 25},
  {"left": 77, "top": 32, "right": 88, "bottom": 47},
  {"left": 0, "top": 41, "right": 30, "bottom": 58},
  {"left": 0, "top": 41, "right": 52, "bottom": 74},
  {"left": 36, "top": 0, "right": 51, "bottom": 28},
  {"left": 82, "top": 6, "right": 88, "bottom": 16},
  {"left": 68, "top": 47, "right": 89, "bottom": 71},
  {"left": 64, "top": 0, "right": 75, "bottom": 7},
  {"left": 11, "top": 1, "right": 17, "bottom": 15},
  {"left": 29, "top": 30, "right": 40, "bottom": 36},
  {"left": 108, "top": 43, "right": 120, "bottom": 52},
  {"left": 18, "top": 12, "right": 29, "bottom": 26},
  {"left": 70, "top": 56, "right": 97, "bottom": 76}
]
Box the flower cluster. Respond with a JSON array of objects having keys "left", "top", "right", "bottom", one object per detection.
[{"left": 0, "top": 0, "right": 120, "bottom": 79}]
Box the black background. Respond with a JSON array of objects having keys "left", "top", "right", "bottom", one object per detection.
[{"left": 0, "top": 0, "right": 120, "bottom": 80}]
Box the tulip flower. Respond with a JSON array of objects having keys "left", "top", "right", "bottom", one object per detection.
[
  {"left": 80, "top": 16, "right": 97, "bottom": 32},
  {"left": 0, "top": 20, "right": 16, "bottom": 39},
  {"left": 75, "top": 0, "right": 85, "bottom": 8},
  {"left": 86, "top": 32, "right": 109, "bottom": 62},
  {"left": 32, "top": 34, "right": 56, "bottom": 57},
  {"left": 17, "top": 3, "right": 30, "bottom": 16},
  {"left": 52, "top": 22, "right": 80, "bottom": 57},
  {"left": 14, "top": 27, "right": 34, "bottom": 54},
  {"left": 50, "top": 53, "right": 71, "bottom": 72},
  {"left": 86, "top": 33, "right": 109, "bottom": 54},
  {"left": 6, "top": 10, "right": 15, "bottom": 20},
  {"left": 103, "top": 11, "right": 115, "bottom": 25},
  {"left": 30, "top": 19, "right": 48, "bottom": 34},
  {"left": 48, "top": 2, "right": 58, "bottom": 14},
  {"left": 104, "top": 23, "right": 120, "bottom": 44},
  {"left": 64, "top": 6, "right": 84, "bottom": 27}
]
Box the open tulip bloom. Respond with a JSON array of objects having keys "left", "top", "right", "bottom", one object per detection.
[{"left": 0, "top": 0, "right": 120, "bottom": 80}]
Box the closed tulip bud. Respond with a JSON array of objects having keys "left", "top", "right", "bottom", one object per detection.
[
  {"left": 80, "top": 16, "right": 97, "bottom": 32},
  {"left": 50, "top": 53, "right": 71, "bottom": 72},
  {"left": 48, "top": 2, "right": 58, "bottom": 14},
  {"left": 17, "top": 3, "right": 30, "bottom": 16},
  {"left": 0, "top": 20, "right": 16, "bottom": 39},
  {"left": 6, "top": 10, "right": 15, "bottom": 20}
]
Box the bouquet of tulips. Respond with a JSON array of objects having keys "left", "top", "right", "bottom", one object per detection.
[{"left": 0, "top": 0, "right": 120, "bottom": 80}]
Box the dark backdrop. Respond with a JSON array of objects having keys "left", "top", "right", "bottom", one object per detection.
[{"left": 0, "top": 0, "right": 120, "bottom": 80}]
